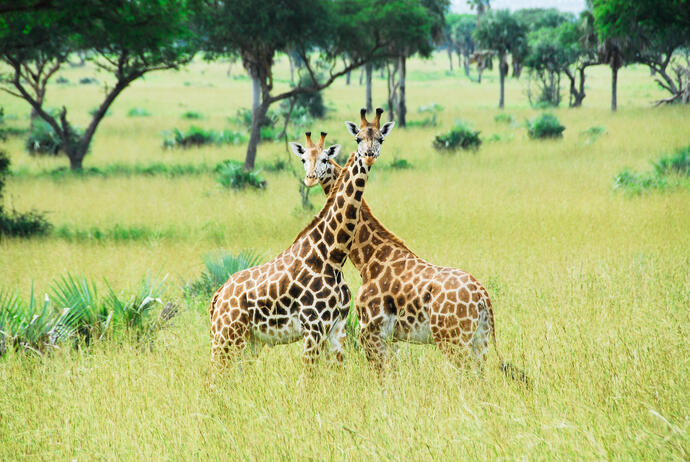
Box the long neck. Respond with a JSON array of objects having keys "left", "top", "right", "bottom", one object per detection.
[
  {"left": 319, "top": 161, "right": 415, "bottom": 273},
  {"left": 315, "top": 154, "right": 370, "bottom": 267}
]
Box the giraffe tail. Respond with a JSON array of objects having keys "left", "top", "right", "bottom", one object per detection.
[{"left": 486, "top": 300, "right": 531, "bottom": 388}]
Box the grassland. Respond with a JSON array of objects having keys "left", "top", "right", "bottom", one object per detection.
[{"left": 0, "top": 55, "right": 689, "bottom": 460}]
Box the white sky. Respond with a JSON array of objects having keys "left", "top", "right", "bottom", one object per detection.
[{"left": 451, "top": 0, "right": 586, "bottom": 14}]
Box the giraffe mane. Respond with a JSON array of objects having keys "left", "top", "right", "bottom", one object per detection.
[
  {"left": 291, "top": 151, "right": 357, "bottom": 245},
  {"left": 327, "top": 160, "right": 417, "bottom": 257}
]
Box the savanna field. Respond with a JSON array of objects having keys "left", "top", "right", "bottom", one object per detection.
[{"left": 1, "top": 55, "right": 689, "bottom": 459}]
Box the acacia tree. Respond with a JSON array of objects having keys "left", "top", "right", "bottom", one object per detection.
[
  {"left": 451, "top": 15, "right": 477, "bottom": 79},
  {"left": 199, "top": 0, "right": 393, "bottom": 171},
  {"left": 474, "top": 10, "right": 527, "bottom": 109},
  {"left": 594, "top": 0, "right": 690, "bottom": 105},
  {"left": 0, "top": 0, "right": 195, "bottom": 170},
  {"left": 562, "top": 8, "right": 599, "bottom": 107}
]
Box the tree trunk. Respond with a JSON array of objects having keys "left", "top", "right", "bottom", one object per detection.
[
  {"left": 359, "top": 67, "right": 364, "bottom": 85},
  {"left": 251, "top": 74, "right": 261, "bottom": 117},
  {"left": 463, "top": 54, "right": 471, "bottom": 79},
  {"left": 346, "top": 70, "right": 351, "bottom": 85},
  {"left": 447, "top": 48, "right": 453, "bottom": 71},
  {"left": 365, "top": 63, "right": 373, "bottom": 113},
  {"left": 245, "top": 100, "right": 268, "bottom": 171},
  {"left": 288, "top": 54, "right": 295, "bottom": 85},
  {"left": 611, "top": 64, "right": 618, "bottom": 112},
  {"left": 498, "top": 55, "right": 506, "bottom": 109},
  {"left": 398, "top": 55, "right": 406, "bottom": 127}
]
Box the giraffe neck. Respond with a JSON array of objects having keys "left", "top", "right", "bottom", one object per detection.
[
  {"left": 319, "top": 161, "right": 415, "bottom": 273},
  {"left": 298, "top": 153, "right": 370, "bottom": 268}
]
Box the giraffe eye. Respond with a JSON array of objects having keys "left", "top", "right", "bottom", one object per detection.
[
  {"left": 377, "top": 138, "right": 384, "bottom": 143},
  {"left": 355, "top": 137, "right": 362, "bottom": 143},
  {"left": 321, "top": 158, "right": 328, "bottom": 164},
  {"left": 301, "top": 158, "right": 305, "bottom": 163}
]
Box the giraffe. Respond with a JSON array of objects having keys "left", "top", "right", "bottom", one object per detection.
[
  {"left": 210, "top": 115, "right": 385, "bottom": 367},
  {"left": 294, "top": 110, "right": 521, "bottom": 379}
]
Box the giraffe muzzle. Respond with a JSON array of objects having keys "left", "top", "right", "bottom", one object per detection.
[{"left": 304, "top": 177, "right": 318, "bottom": 187}]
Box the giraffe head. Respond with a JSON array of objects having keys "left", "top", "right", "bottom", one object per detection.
[
  {"left": 289, "top": 131, "right": 341, "bottom": 187},
  {"left": 345, "top": 108, "right": 395, "bottom": 166}
]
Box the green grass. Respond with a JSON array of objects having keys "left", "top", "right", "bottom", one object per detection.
[{"left": 0, "top": 55, "right": 688, "bottom": 460}]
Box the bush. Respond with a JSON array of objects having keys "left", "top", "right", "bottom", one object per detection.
[
  {"left": 25, "top": 119, "right": 83, "bottom": 156},
  {"left": 162, "top": 126, "right": 246, "bottom": 149},
  {"left": 407, "top": 103, "right": 444, "bottom": 128},
  {"left": 0, "top": 274, "right": 174, "bottom": 356},
  {"left": 388, "top": 157, "right": 413, "bottom": 169},
  {"left": 79, "top": 77, "right": 98, "bottom": 85},
  {"left": 89, "top": 107, "right": 112, "bottom": 117},
  {"left": 231, "top": 108, "right": 279, "bottom": 129},
  {"left": 494, "top": 113, "right": 516, "bottom": 124},
  {"left": 215, "top": 160, "right": 266, "bottom": 190},
  {"left": 184, "top": 250, "right": 262, "bottom": 298},
  {"left": 526, "top": 113, "right": 565, "bottom": 139},
  {"left": 614, "top": 145, "right": 690, "bottom": 194},
  {"left": 433, "top": 121, "right": 482, "bottom": 151},
  {"left": 580, "top": 125, "right": 606, "bottom": 145},
  {"left": 56, "top": 76, "right": 70, "bottom": 84},
  {"left": 182, "top": 111, "right": 203, "bottom": 120},
  {"left": 0, "top": 150, "right": 51, "bottom": 237},
  {"left": 653, "top": 146, "right": 690, "bottom": 176},
  {"left": 127, "top": 107, "right": 151, "bottom": 117},
  {"left": 292, "top": 73, "right": 327, "bottom": 119}
]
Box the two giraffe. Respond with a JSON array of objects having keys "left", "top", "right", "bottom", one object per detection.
[{"left": 211, "top": 108, "right": 516, "bottom": 377}]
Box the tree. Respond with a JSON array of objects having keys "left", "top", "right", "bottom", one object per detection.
[
  {"left": 513, "top": 8, "right": 573, "bottom": 79},
  {"left": 562, "top": 8, "right": 599, "bottom": 107},
  {"left": 445, "top": 14, "right": 476, "bottom": 80},
  {"left": 474, "top": 10, "right": 527, "bottom": 109},
  {"left": 197, "top": 0, "right": 391, "bottom": 171},
  {"left": 0, "top": 0, "right": 195, "bottom": 170},
  {"left": 593, "top": 0, "right": 690, "bottom": 105}
]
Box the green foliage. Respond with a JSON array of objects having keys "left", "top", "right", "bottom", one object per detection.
[
  {"left": 388, "top": 157, "right": 413, "bottom": 170},
  {"left": 261, "top": 157, "right": 289, "bottom": 172},
  {"left": 184, "top": 250, "right": 262, "bottom": 298},
  {"left": 89, "top": 107, "right": 112, "bottom": 117},
  {"left": 15, "top": 162, "right": 214, "bottom": 179},
  {"left": 614, "top": 145, "right": 690, "bottom": 194},
  {"left": 474, "top": 10, "right": 527, "bottom": 58},
  {"left": 292, "top": 73, "right": 327, "bottom": 119},
  {"left": 127, "top": 107, "right": 151, "bottom": 117},
  {"left": 0, "top": 147, "right": 51, "bottom": 237},
  {"left": 526, "top": 113, "right": 565, "bottom": 139},
  {"left": 494, "top": 113, "right": 516, "bottom": 124},
  {"left": 433, "top": 121, "right": 482, "bottom": 151},
  {"left": 79, "top": 77, "right": 99, "bottom": 85},
  {"left": 0, "top": 274, "right": 172, "bottom": 356},
  {"left": 162, "top": 126, "right": 246, "bottom": 149},
  {"left": 580, "top": 125, "right": 607, "bottom": 144},
  {"left": 215, "top": 160, "right": 267, "bottom": 190},
  {"left": 231, "top": 108, "right": 279, "bottom": 129},
  {"left": 181, "top": 111, "right": 203, "bottom": 120},
  {"left": 652, "top": 146, "right": 690, "bottom": 176},
  {"left": 54, "top": 224, "right": 177, "bottom": 242},
  {"left": 25, "top": 119, "right": 83, "bottom": 156},
  {"left": 55, "top": 76, "right": 70, "bottom": 84}
]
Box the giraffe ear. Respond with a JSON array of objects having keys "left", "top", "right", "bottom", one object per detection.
[
  {"left": 380, "top": 121, "right": 395, "bottom": 139},
  {"left": 289, "top": 142, "right": 305, "bottom": 157},
  {"left": 344, "top": 121, "right": 359, "bottom": 137},
  {"left": 325, "top": 144, "right": 341, "bottom": 159}
]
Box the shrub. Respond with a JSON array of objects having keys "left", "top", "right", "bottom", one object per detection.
[
  {"left": 0, "top": 150, "right": 51, "bottom": 237},
  {"left": 653, "top": 146, "right": 690, "bottom": 176},
  {"left": 89, "top": 107, "right": 112, "bottom": 117},
  {"left": 215, "top": 160, "right": 266, "bottom": 190},
  {"left": 614, "top": 146, "right": 690, "bottom": 194},
  {"left": 261, "top": 157, "right": 288, "bottom": 172},
  {"left": 0, "top": 274, "right": 174, "bottom": 356},
  {"left": 182, "top": 111, "right": 203, "bottom": 120},
  {"left": 127, "top": 107, "right": 151, "bottom": 117},
  {"left": 581, "top": 125, "right": 606, "bottom": 145},
  {"left": 162, "top": 126, "right": 246, "bottom": 149},
  {"left": 526, "top": 113, "right": 565, "bottom": 139},
  {"left": 25, "top": 119, "right": 83, "bottom": 156},
  {"left": 494, "top": 113, "right": 516, "bottom": 124},
  {"left": 433, "top": 121, "right": 482, "bottom": 151},
  {"left": 293, "top": 73, "right": 327, "bottom": 119},
  {"left": 388, "top": 157, "right": 413, "bottom": 169},
  {"left": 79, "top": 77, "right": 98, "bottom": 85},
  {"left": 54, "top": 224, "right": 176, "bottom": 242},
  {"left": 56, "top": 76, "right": 70, "bottom": 84},
  {"left": 231, "top": 108, "right": 279, "bottom": 129},
  {"left": 184, "top": 250, "right": 262, "bottom": 298},
  {"left": 407, "top": 103, "right": 444, "bottom": 128}
]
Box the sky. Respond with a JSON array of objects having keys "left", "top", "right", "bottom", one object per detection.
[{"left": 451, "top": 0, "right": 587, "bottom": 14}]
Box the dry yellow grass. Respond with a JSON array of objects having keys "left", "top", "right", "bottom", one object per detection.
[{"left": 0, "top": 54, "right": 688, "bottom": 460}]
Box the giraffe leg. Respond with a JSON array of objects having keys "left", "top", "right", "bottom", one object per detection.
[
  {"left": 211, "top": 317, "right": 251, "bottom": 370},
  {"left": 359, "top": 320, "right": 388, "bottom": 372},
  {"left": 326, "top": 318, "right": 346, "bottom": 364},
  {"left": 430, "top": 313, "right": 473, "bottom": 371},
  {"left": 301, "top": 330, "right": 328, "bottom": 367},
  {"left": 470, "top": 304, "right": 492, "bottom": 375}
]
